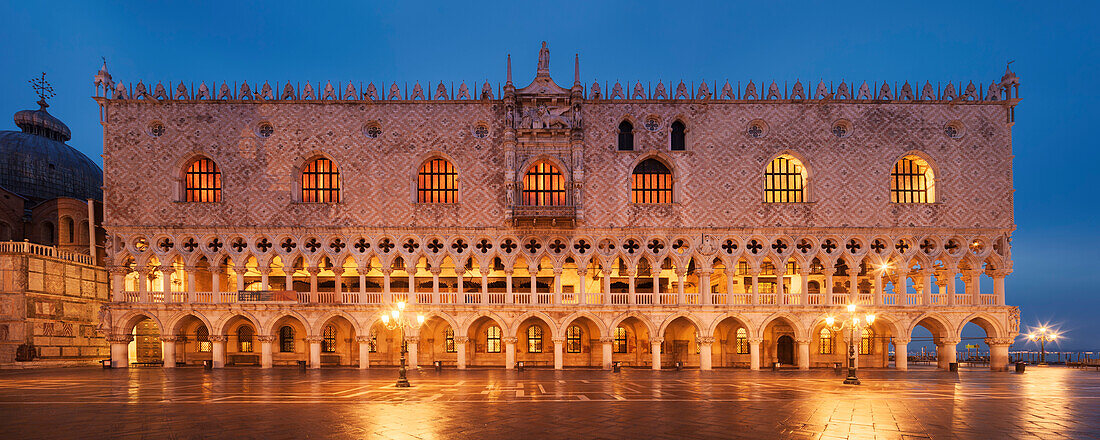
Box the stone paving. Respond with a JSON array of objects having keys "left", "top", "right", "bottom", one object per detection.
[{"left": 0, "top": 366, "right": 1097, "bottom": 439}]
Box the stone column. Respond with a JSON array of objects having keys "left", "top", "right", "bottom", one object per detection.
[
  {"left": 431, "top": 267, "right": 441, "bottom": 304},
  {"left": 651, "top": 338, "right": 663, "bottom": 370},
  {"left": 700, "top": 269, "right": 713, "bottom": 306},
  {"left": 652, "top": 270, "right": 661, "bottom": 303},
  {"left": 942, "top": 268, "right": 958, "bottom": 306},
  {"left": 676, "top": 268, "right": 686, "bottom": 306},
  {"left": 797, "top": 339, "right": 810, "bottom": 370},
  {"left": 727, "top": 268, "right": 736, "bottom": 307},
  {"left": 234, "top": 266, "right": 246, "bottom": 292},
  {"left": 987, "top": 337, "right": 1013, "bottom": 371},
  {"left": 258, "top": 335, "right": 275, "bottom": 368},
  {"left": 307, "top": 267, "right": 321, "bottom": 304},
  {"left": 749, "top": 267, "right": 761, "bottom": 305},
  {"left": 937, "top": 338, "right": 959, "bottom": 369},
  {"left": 965, "top": 269, "right": 982, "bottom": 305},
  {"left": 481, "top": 271, "right": 489, "bottom": 305},
  {"left": 332, "top": 267, "right": 344, "bottom": 303},
  {"left": 405, "top": 337, "right": 419, "bottom": 368},
  {"left": 285, "top": 266, "right": 294, "bottom": 296},
  {"left": 456, "top": 267, "right": 466, "bottom": 304},
  {"left": 699, "top": 336, "right": 714, "bottom": 370},
  {"left": 553, "top": 338, "right": 564, "bottom": 370},
  {"left": 601, "top": 337, "right": 613, "bottom": 370},
  {"left": 577, "top": 269, "right": 588, "bottom": 305},
  {"left": 627, "top": 269, "right": 637, "bottom": 306},
  {"left": 259, "top": 265, "right": 271, "bottom": 291},
  {"left": 160, "top": 336, "right": 177, "bottom": 367},
  {"left": 211, "top": 335, "right": 228, "bottom": 368},
  {"left": 210, "top": 265, "right": 221, "bottom": 303},
  {"left": 158, "top": 265, "right": 174, "bottom": 301},
  {"left": 136, "top": 268, "right": 150, "bottom": 303},
  {"left": 529, "top": 272, "right": 537, "bottom": 304},
  {"left": 919, "top": 269, "right": 934, "bottom": 305},
  {"left": 872, "top": 270, "right": 883, "bottom": 305},
  {"left": 894, "top": 338, "right": 909, "bottom": 371},
  {"left": 823, "top": 263, "right": 835, "bottom": 306},
  {"left": 602, "top": 268, "right": 612, "bottom": 305},
  {"left": 109, "top": 266, "right": 125, "bottom": 302},
  {"left": 455, "top": 337, "right": 469, "bottom": 369},
  {"left": 553, "top": 268, "right": 563, "bottom": 305},
  {"left": 357, "top": 336, "right": 371, "bottom": 369},
  {"left": 306, "top": 336, "right": 322, "bottom": 369},
  {"left": 774, "top": 264, "right": 785, "bottom": 304},
  {"left": 407, "top": 263, "right": 417, "bottom": 304},
  {"left": 381, "top": 268, "right": 392, "bottom": 304},
  {"left": 504, "top": 269, "right": 514, "bottom": 304},
  {"left": 749, "top": 338, "right": 762, "bottom": 370},
  {"left": 991, "top": 269, "right": 1009, "bottom": 306},
  {"left": 848, "top": 270, "right": 858, "bottom": 305},
  {"left": 185, "top": 266, "right": 197, "bottom": 303},
  {"left": 108, "top": 334, "right": 133, "bottom": 368},
  {"left": 358, "top": 268, "right": 367, "bottom": 304},
  {"left": 504, "top": 337, "right": 517, "bottom": 369}
]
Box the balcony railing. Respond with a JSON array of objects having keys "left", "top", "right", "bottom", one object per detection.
[
  {"left": 511, "top": 205, "right": 576, "bottom": 220},
  {"left": 0, "top": 241, "right": 95, "bottom": 266},
  {"left": 116, "top": 289, "right": 1002, "bottom": 307}
]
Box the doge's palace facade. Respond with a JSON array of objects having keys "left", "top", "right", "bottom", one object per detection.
[{"left": 95, "top": 44, "right": 1021, "bottom": 371}]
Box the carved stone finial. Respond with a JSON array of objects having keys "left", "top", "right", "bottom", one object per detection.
[
  {"left": 364, "top": 83, "right": 378, "bottom": 100},
  {"left": 151, "top": 82, "right": 167, "bottom": 100},
  {"left": 456, "top": 82, "right": 470, "bottom": 100},
  {"left": 574, "top": 53, "right": 580, "bottom": 85},
  {"left": 856, "top": 82, "right": 871, "bottom": 100},
  {"left": 653, "top": 81, "right": 667, "bottom": 99},
  {"left": 281, "top": 82, "right": 295, "bottom": 100},
  {"left": 942, "top": 83, "right": 957, "bottom": 100},
  {"left": 507, "top": 54, "right": 513, "bottom": 85},
  {"left": 899, "top": 81, "right": 914, "bottom": 100},
  {"left": 790, "top": 80, "right": 805, "bottom": 100},
  {"left": 409, "top": 83, "right": 425, "bottom": 100},
  {"left": 986, "top": 81, "right": 1000, "bottom": 101},
  {"left": 113, "top": 82, "right": 128, "bottom": 99},
  {"left": 766, "top": 81, "right": 781, "bottom": 99},
  {"left": 322, "top": 81, "right": 337, "bottom": 100},
  {"left": 260, "top": 81, "right": 274, "bottom": 100},
  {"left": 921, "top": 81, "right": 936, "bottom": 100},
  {"left": 343, "top": 82, "right": 357, "bottom": 100},
  {"left": 589, "top": 80, "right": 602, "bottom": 99},
  {"left": 674, "top": 81, "right": 690, "bottom": 99},
  {"left": 480, "top": 81, "right": 494, "bottom": 100},
  {"left": 836, "top": 81, "right": 851, "bottom": 99},
  {"left": 239, "top": 81, "right": 253, "bottom": 100},
  {"left": 135, "top": 81, "right": 150, "bottom": 99},
  {"left": 218, "top": 82, "right": 232, "bottom": 100},
  {"left": 961, "top": 81, "right": 978, "bottom": 100},
  {"left": 434, "top": 82, "right": 448, "bottom": 100},
  {"left": 631, "top": 82, "right": 646, "bottom": 99},
  {"left": 196, "top": 82, "right": 209, "bottom": 100},
  {"left": 879, "top": 82, "right": 892, "bottom": 100},
  {"left": 174, "top": 82, "right": 188, "bottom": 100},
  {"left": 814, "top": 80, "right": 831, "bottom": 99},
  {"left": 743, "top": 80, "right": 758, "bottom": 100},
  {"left": 695, "top": 80, "right": 711, "bottom": 99},
  {"left": 720, "top": 81, "right": 735, "bottom": 99},
  {"left": 387, "top": 83, "right": 400, "bottom": 100},
  {"left": 610, "top": 81, "right": 625, "bottom": 99},
  {"left": 303, "top": 83, "right": 316, "bottom": 100}
]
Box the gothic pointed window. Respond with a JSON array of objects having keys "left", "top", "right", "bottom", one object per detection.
[
  {"left": 196, "top": 325, "right": 211, "bottom": 352},
  {"left": 860, "top": 328, "right": 873, "bottom": 355},
  {"left": 279, "top": 326, "right": 295, "bottom": 353},
  {"left": 819, "top": 328, "right": 834, "bottom": 355},
  {"left": 631, "top": 158, "right": 673, "bottom": 204},
  {"left": 417, "top": 158, "right": 458, "bottom": 203},
  {"left": 736, "top": 328, "right": 748, "bottom": 354},
  {"left": 527, "top": 325, "right": 543, "bottom": 353},
  {"left": 322, "top": 325, "right": 337, "bottom": 352},
  {"left": 301, "top": 157, "right": 340, "bottom": 203},
  {"left": 764, "top": 155, "right": 807, "bottom": 203},
  {"left": 670, "top": 120, "right": 686, "bottom": 151},
  {"left": 184, "top": 157, "right": 221, "bottom": 202},
  {"left": 617, "top": 120, "right": 634, "bottom": 150},
  {"left": 613, "top": 326, "right": 628, "bottom": 353},
  {"left": 891, "top": 155, "right": 936, "bottom": 203},
  {"left": 486, "top": 325, "right": 502, "bottom": 353},
  {"left": 445, "top": 328, "right": 456, "bottom": 353},
  {"left": 522, "top": 162, "right": 566, "bottom": 206},
  {"left": 566, "top": 325, "right": 582, "bottom": 353},
  {"left": 237, "top": 326, "right": 254, "bottom": 353}
]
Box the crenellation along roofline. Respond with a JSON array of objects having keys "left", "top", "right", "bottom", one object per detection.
[{"left": 92, "top": 96, "right": 1021, "bottom": 106}]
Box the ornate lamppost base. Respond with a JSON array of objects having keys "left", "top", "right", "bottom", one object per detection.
[
  {"left": 843, "top": 376, "right": 861, "bottom": 385},
  {"left": 396, "top": 351, "right": 412, "bottom": 388}
]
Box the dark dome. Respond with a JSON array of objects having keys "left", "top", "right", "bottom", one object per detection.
[{"left": 0, "top": 104, "right": 101, "bottom": 202}]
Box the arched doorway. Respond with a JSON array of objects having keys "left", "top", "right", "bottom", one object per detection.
[
  {"left": 131, "top": 318, "right": 162, "bottom": 364},
  {"left": 776, "top": 335, "right": 794, "bottom": 365}
]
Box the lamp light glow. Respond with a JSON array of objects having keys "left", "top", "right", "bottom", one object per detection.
[{"left": 847, "top": 304, "right": 856, "bottom": 313}]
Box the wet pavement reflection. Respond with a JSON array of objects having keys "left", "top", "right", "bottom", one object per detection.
[{"left": 0, "top": 366, "right": 1097, "bottom": 439}]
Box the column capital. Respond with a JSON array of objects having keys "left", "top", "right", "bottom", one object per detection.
[
  {"left": 157, "top": 265, "right": 174, "bottom": 273},
  {"left": 892, "top": 338, "right": 911, "bottom": 344},
  {"left": 938, "top": 337, "right": 961, "bottom": 345},
  {"left": 305, "top": 267, "right": 322, "bottom": 276},
  {"left": 599, "top": 337, "right": 614, "bottom": 343},
  {"left": 454, "top": 336, "right": 471, "bottom": 344},
  {"left": 985, "top": 337, "right": 1015, "bottom": 346},
  {"left": 256, "top": 335, "right": 277, "bottom": 343},
  {"left": 430, "top": 267, "right": 442, "bottom": 276},
  {"left": 503, "top": 269, "right": 514, "bottom": 276},
  {"left": 697, "top": 268, "right": 714, "bottom": 276},
  {"left": 988, "top": 268, "right": 1013, "bottom": 278},
  {"left": 183, "top": 265, "right": 200, "bottom": 273},
  {"left": 674, "top": 268, "right": 688, "bottom": 277},
  {"left": 576, "top": 268, "right": 588, "bottom": 276},
  {"left": 331, "top": 267, "right": 344, "bottom": 276},
  {"left": 158, "top": 336, "right": 179, "bottom": 343},
  {"left": 106, "top": 334, "right": 133, "bottom": 344},
  {"left": 697, "top": 336, "right": 715, "bottom": 344},
  {"left": 403, "top": 336, "right": 420, "bottom": 344},
  {"left": 625, "top": 269, "right": 638, "bottom": 277},
  {"left": 747, "top": 338, "right": 764, "bottom": 345},
  {"left": 355, "top": 336, "right": 373, "bottom": 343},
  {"left": 303, "top": 336, "right": 324, "bottom": 343},
  {"left": 502, "top": 336, "right": 519, "bottom": 344},
  {"left": 107, "top": 265, "right": 130, "bottom": 276},
  {"left": 209, "top": 335, "right": 229, "bottom": 343},
  {"left": 650, "top": 337, "right": 664, "bottom": 345},
  {"left": 552, "top": 268, "right": 564, "bottom": 275},
  {"left": 551, "top": 337, "right": 566, "bottom": 344}
]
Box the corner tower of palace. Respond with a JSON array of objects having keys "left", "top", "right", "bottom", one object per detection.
[{"left": 95, "top": 43, "right": 1022, "bottom": 372}]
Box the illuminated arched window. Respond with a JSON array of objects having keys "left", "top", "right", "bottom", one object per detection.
[
  {"left": 631, "top": 158, "right": 673, "bottom": 204},
  {"left": 322, "top": 325, "right": 337, "bottom": 352},
  {"left": 764, "top": 155, "right": 807, "bottom": 203},
  {"left": 617, "top": 120, "right": 634, "bottom": 150},
  {"left": 417, "top": 158, "right": 457, "bottom": 203},
  {"left": 301, "top": 157, "right": 340, "bottom": 203},
  {"left": 527, "top": 325, "right": 543, "bottom": 353},
  {"left": 860, "top": 328, "right": 873, "bottom": 355},
  {"left": 445, "top": 329, "right": 456, "bottom": 353},
  {"left": 613, "top": 326, "right": 628, "bottom": 353},
  {"left": 891, "top": 155, "right": 936, "bottom": 203},
  {"left": 670, "top": 120, "right": 686, "bottom": 150},
  {"left": 566, "top": 325, "right": 582, "bottom": 353},
  {"left": 522, "top": 162, "right": 566, "bottom": 206},
  {"left": 736, "top": 328, "right": 748, "bottom": 354},
  {"left": 486, "top": 325, "right": 502, "bottom": 353},
  {"left": 196, "top": 325, "right": 211, "bottom": 352},
  {"left": 279, "top": 326, "right": 295, "bottom": 353},
  {"left": 819, "top": 328, "right": 834, "bottom": 355},
  {"left": 184, "top": 157, "right": 222, "bottom": 202},
  {"left": 237, "top": 326, "right": 254, "bottom": 353},
  {"left": 368, "top": 331, "right": 377, "bottom": 353}
]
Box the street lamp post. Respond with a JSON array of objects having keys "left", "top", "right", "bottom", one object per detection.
[
  {"left": 1026, "top": 327, "right": 1058, "bottom": 366},
  {"left": 380, "top": 301, "right": 425, "bottom": 387},
  {"left": 825, "top": 304, "right": 876, "bottom": 385}
]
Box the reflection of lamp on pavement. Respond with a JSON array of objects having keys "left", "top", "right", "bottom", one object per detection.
[
  {"left": 1026, "top": 326, "right": 1059, "bottom": 366},
  {"left": 380, "top": 301, "right": 425, "bottom": 387},
  {"left": 825, "top": 304, "right": 875, "bottom": 385}
]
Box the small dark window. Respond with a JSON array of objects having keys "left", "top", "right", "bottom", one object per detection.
[
  {"left": 445, "top": 329, "right": 456, "bottom": 353},
  {"left": 237, "top": 326, "right": 254, "bottom": 353},
  {"left": 279, "top": 326, "right": 295, "bottom": 352},
  {"left": 527, "top": 326, "right": 543, "bottom": 353},
  {"left": 670, "top": 120, "right": 686, "bottom": 150},
  {"left": 613, "top": 327, "right": 628, "bottom": 353},
  {"left": 486, "top": 326, "right": 502, "bottom": 353},
  {"left": 617, "top": 120, "right": 634, "bottom": 151},
  {"left": 566, "top": 325, "right": 582, "bottom": 353},
  {"left": 196, "top": 325, "right": 211, "bottom": 352}
]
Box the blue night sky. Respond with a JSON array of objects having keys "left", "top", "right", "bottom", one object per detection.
[{"left": 2, "top": 1, "right": 1097, "bottom": 351}]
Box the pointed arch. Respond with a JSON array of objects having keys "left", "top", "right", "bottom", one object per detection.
[
  {"left": 509, "top": 310, "right": 559, "bottom": 340},
  {"left": 617, "top": 119, "right": 634, "bottom": 150},
  {"left": 764, "top": 153, "right": 809, "bottom": 203},
  {"left": 758, "top": 312, "right": 807, "bottom": 340},
  {"left": 214, "top": 310, "right": 262, "bottom": 335},
  {"left": 520, "top": 159, "right": 567, "bottom": 206},
  {"left": 165, "top": 311, "right": 214, "bottom": 335},
  {"left": 657, "top": 312, "right": 704, "bottom": 336},
  {"left": 891, "top": 152, "right": 937, "bottom": 203},
  {"left": 415, "top": 156, "right": 459, "bottom": 203},
  {"left": 631, "top": 156, "right": 674, "bottom": 204},
  {"left": 956, "top": 312, "right": 1006, "bottom": 340},
  {"left": 298, "top": 154, "right": 341, "bottom": 203},
  {"left": 181, "top": 156, "right": 222, "bottom": 202},
  {"left": 608, "top": 311, "right": 656, "bottom": 336},
  {"left": 559, "top": 311, "right": 609, "bottom": 338}
]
